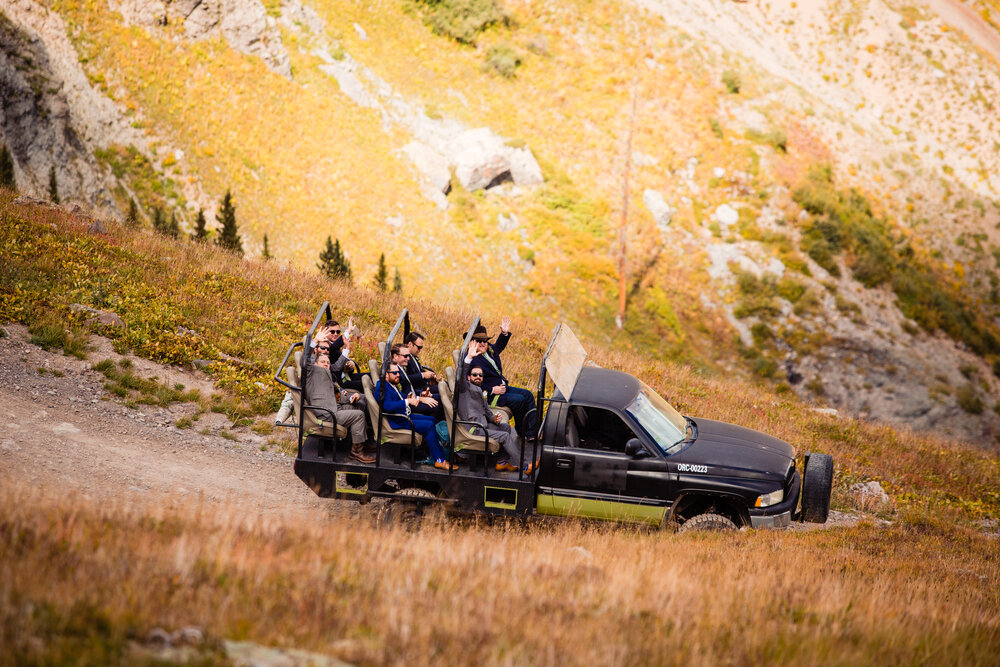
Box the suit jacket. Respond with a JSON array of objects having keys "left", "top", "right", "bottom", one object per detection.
[
  {"left": 467, "top": 331, "right": 512, "bottom": 407},
  {"left": 406, "top": 355, "right": 440, "bottom": 397},
  {"left": 457, "top": 376, "right": 493, "bottom": 429},
  {"left": 304, "top": 364, "right": 341, "bottom": 418},
  {"left": 374, "top": 379, "right": 412, "bottom": 430},
  {"left": 404, "top": 355, "right": 428, "bottom": 394}
]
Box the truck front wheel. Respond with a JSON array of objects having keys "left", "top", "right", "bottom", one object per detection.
[
  {"left": 801, "top": 453, "right": 834, "bottom": 523},
  {"left": 678, "top": 512, "right": 737, "bottom": 533}
]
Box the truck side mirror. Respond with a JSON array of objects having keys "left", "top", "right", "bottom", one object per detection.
[{"left": 625, "top": 438, "right": 649, "bottom": 458}]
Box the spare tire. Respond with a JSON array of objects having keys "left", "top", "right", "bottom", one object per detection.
[{"left": 801, "top": 453, "right": 834, "bottom": 523}]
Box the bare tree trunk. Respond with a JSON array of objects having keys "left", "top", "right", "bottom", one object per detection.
[{"left": 616, "top": 71, "right": 640, "bottom": 330}]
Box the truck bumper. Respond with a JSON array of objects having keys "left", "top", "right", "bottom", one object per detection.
[
  {"left": 747, "top": 469, "right": 800, "bottom": 530},
  {"left": 749, "top": 510, "right": 792, "bottom": 529}
]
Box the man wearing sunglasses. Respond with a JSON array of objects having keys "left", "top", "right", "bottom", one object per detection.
[
  {"left": 404, "top": 331, "right": 440, "bottom": 397},
  {"left": 459, "top": 366, "right": 529, "bottom": 473},
  {"left": 375, "top": 363, "right": 456, "bottom": 470},
  {"left": 391, "top": 343, "right": 443, "bottom": 420}
]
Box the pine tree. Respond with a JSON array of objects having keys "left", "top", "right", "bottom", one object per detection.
[
  {"left": 262, "top": 233, "right": 272, "bottom": 260},
  {"left": 0, "top": 144, "right": 15, "bottom": 191},
  {"left": 152, "top": 206, "right": 165, "bottom": 233},
  {"left": 167, "top": 210, "right": 180, "bottom": 238},
  {"left": 48, "top": 166, "right": 59, "bottom": 204},
  {"left": 392, "top": 267, "right": 403, "bottom": 293},
  {"left": 192, "top": 209, "right": 208, "bottom": 241},
  {"left": 317, "top": 236, "right": 352, "bottom": 283},
  {"left": 125, "top": 199, "right": 139, "bottom": 228},
  {"left": 373, "top": 253, "right": 388, "bottom": 291},
  {"left": 215, "top": 190, "right": 242, "bottom": 254}
]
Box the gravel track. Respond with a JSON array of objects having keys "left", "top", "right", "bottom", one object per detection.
[{"left": 0, "top": 324, "right": 336, "bottom": 518}]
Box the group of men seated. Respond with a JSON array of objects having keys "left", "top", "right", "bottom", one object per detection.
[{"left": 284, "top": 315, "right": 538, "bottom": 473}]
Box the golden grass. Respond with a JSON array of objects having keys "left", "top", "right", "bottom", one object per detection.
[{"left": 2, "top": 473, "right": 998, "bottom": 665}]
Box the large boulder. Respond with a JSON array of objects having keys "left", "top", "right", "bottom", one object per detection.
[
  {"left": 449, "top": 128, "right": 511, "bottom": 191},
  {"left": 848, "top": 481, "right": 892, "bottom": 512},
  {"left": 508, "top": 147, "right": 543, "bottom": 186},
  {"left": 403, "top": 141, "right": 451, "bottom": 195}
]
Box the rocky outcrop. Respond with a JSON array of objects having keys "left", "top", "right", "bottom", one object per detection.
[
  {"left": 302, "top": 27, "right": 545, "bottom": 201},
  {"left": 111, "top": 0, "right": 291, "bottom": 78},
  {"left": 0, "top": 1, "right": 129, "bottom": 213}
]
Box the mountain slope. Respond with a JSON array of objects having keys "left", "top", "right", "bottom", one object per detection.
[{"left": 3, "top": 0, "right": 1000, "bottom": 445}]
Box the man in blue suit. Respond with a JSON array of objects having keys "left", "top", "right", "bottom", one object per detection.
[
  {"left": 374, "top": 363, "right": 456, "bottom": 471},
  {"left": 464, "top": 317, "right": 537, "bottom": 442}
]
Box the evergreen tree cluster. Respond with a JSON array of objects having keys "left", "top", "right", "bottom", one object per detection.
[
  {"left": 318, "top": 236, "right": 352, "bottom": 282},
  {"left": 122, "top": 190, "right": 252, "bottom": 256},
  {"left": 215, "top": 190, "right": 242, "bottom": 254},
  {"left": 372, "top": 253, "right": 403, "bottom": 293},
  {"left": 317, "top": 242, "right": 402, "bottom": 292}
]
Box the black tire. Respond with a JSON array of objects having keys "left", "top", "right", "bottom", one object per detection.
[
  {"left": 801, "top": 453, "right": 834, "bottom": 523},
  {"left": 379, "top": 487, "right": 440, "bottom": 529},
  {"left": 678, "top": 512, "right": 738, "bottom": 533}
]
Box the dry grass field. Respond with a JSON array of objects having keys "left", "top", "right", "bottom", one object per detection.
[{"left": 1, "top": 473, "right": 998, "bottom": 666}]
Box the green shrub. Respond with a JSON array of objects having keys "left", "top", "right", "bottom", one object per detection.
[
  {"left": 733, "top": 271, "right": 782, "bottom": 319},
  {"left": 793, "top": 164, "right": 999, "bottom": 356},
  {"left": 416, "top": 0, "right": 509, "bottom": 45},
  {"left": 956, "top": 384, "right": 984, "bottom": 414},
  {"left": 754, "top": 357, "right": 778, "bottom": 378},
  {"left": 28, "top": 311, "right": 89, "bottom": 359},
  {"left": 750, "top": 322, "right": 773, "bottom": 345},
  {"left": 792, "top": 288, "right": 823, "bottom": 317},
  {"left": 484, "top": 43, "right": 522, "bottom": 78},
  {"left": 722, "top": 69, "right": 741, "bottom": 94},
  {"left": 776, "top": 277, "right": 807, "bottom": 303},
  {"left": 709, "top": 117, "right": 724, "bottom": 139}
]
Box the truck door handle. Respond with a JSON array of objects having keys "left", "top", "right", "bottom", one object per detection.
[{"left": 555, "top": 458, "right": 573, "bottom": 469}]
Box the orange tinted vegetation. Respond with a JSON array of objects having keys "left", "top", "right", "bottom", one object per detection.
[{"left": 1, "top": 474, "right": 998, "bottom": 665}]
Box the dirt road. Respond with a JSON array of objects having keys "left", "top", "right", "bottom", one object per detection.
[{"left": 0, "top": 324, "right": 337, "bottom": 518}]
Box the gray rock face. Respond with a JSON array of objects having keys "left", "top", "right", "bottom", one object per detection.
[
  {"left": 0, "top": 0, "right": 123, "bottom": 214},
  {"left": 112, "top": 0, "right": 292, "bottom": 78}
]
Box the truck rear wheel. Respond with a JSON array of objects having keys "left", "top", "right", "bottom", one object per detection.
[
  {"left": 379, "top": 487, "right": 441, "bottom": 529},
  {"left": 801, "top": 453, "right": 834, "bottom": 523},
  {"left": 678, "top": 513, "right": 737, "bottom": 533}
]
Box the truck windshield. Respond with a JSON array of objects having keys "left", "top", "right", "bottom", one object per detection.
[{"left": 625, "top": 385, "right": 689, "bottom": 455}]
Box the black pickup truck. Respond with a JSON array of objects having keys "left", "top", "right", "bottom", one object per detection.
[{"left": 277, "top": 305, "right": 833, "bottom": 532}]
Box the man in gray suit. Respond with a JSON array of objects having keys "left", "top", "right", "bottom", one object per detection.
[
  {"left": 306, "top": 353, "right": 373, "bottom": 463},
  {"left": 457, "top": 365, "right": 524, "bottom": 472}
]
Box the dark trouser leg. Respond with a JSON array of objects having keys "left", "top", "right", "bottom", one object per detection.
[
  {"left": 412, "top": 400, "right": 444, "bottom": 422},
  {"left": 503, "top": 387, "right": 537, "bottom": 438},
  {"left": 410, "top": 414, "right": 445, "bottom": 461}
]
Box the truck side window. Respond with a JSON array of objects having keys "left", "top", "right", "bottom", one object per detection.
[{"left": 575, "top": 407, "right": 638, "bottom": 453}]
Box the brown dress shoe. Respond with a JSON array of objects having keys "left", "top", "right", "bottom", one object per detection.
[{"left": 350, "top": 444, "right": 375, "bottom": 464}]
